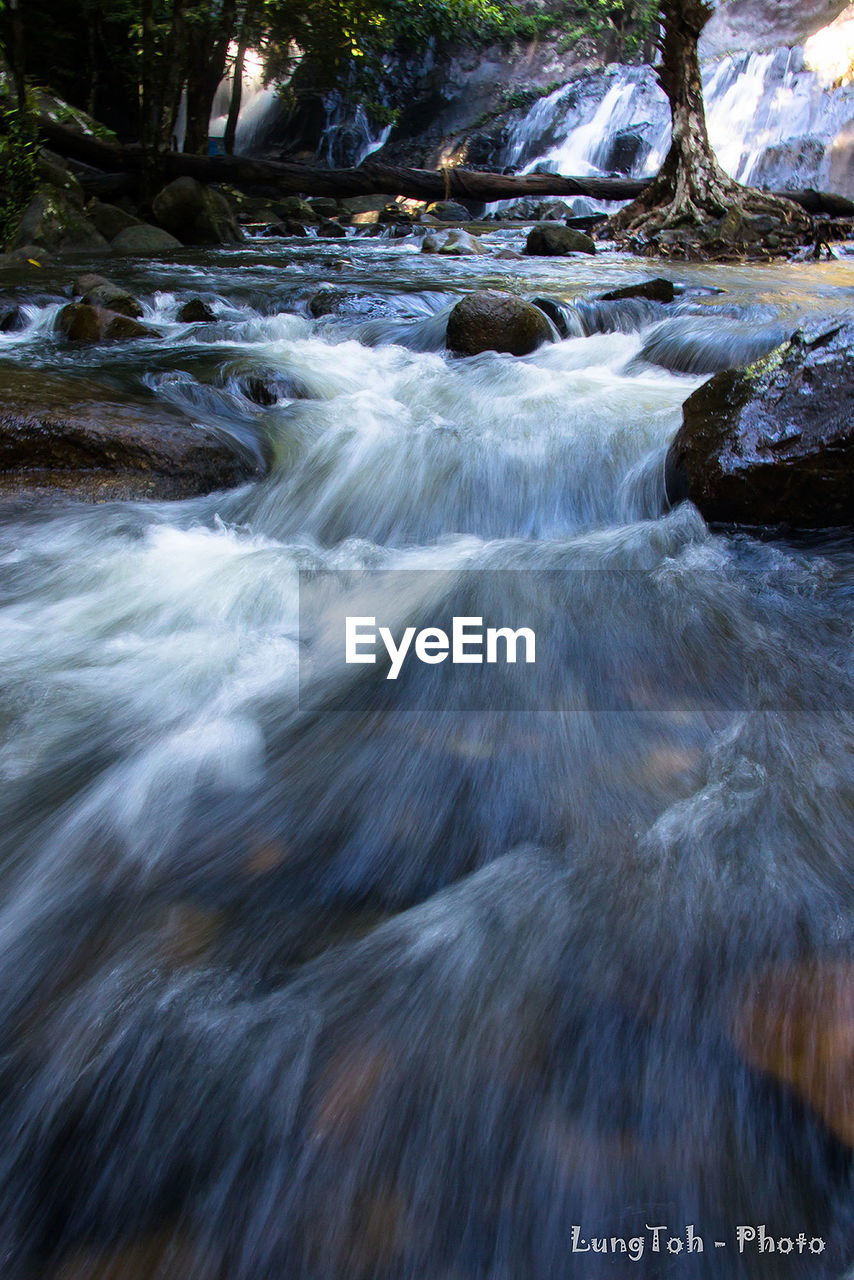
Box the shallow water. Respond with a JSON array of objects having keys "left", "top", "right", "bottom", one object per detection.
[{"left": 0, "top": 234, "right": 853, "bottom": 1279}]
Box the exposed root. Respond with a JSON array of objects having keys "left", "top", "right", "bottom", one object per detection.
[{"left": 604, "top": 164, "right": 815, "bottom": 262}]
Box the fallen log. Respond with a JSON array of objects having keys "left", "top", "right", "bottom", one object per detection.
[{"left": 39, "top": 118, "right": 854, "bottom": 219}]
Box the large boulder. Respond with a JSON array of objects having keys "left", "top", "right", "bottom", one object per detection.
[
  {"left": 111, "top": 224, "right": 183, "bottom": 254},
  {"left": 152, "top": 177, "right": 243, "bottom": 246},
  {"left": 0, "top": 369, "right": 260, "bottom": 501},
  {"left": 87, "top": 201, "right": 144, "bottom": 242},
  {"left": 446, "top": 290, "right": 554, "bottom": 357},
  {"left": 10, "top": 188, "right": 109, "bottom": 253},
  {"left": 525, "top": 224, "right": 596, "bottom": 257},
  {"left": 665, "top": 319, "right": 854, "bottom": 528}
]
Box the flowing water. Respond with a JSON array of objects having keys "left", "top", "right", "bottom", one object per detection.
[
  {"left": 0, "top": 233, "right": 853, "bottom": 1279},
  {"left": 500, "top": 48, "right": 854, "bottom": 194}
]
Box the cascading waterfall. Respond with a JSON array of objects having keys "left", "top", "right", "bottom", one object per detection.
[
  {"left": 0, "top": 233, "right": 852, "bottom": 1279},
  {"left": 502, "top": 46, "right": 854, "bottom": 191}
]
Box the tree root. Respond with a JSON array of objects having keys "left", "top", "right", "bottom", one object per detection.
[{"left": 604, "top": 165, "right": 815, "bottom": 261}]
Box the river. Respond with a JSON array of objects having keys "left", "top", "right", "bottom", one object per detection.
[{"left": 0, "top": 230, "right": 853, "bottom": 1279}]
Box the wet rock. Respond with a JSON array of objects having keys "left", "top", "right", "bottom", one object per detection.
[
  {"left": 446, "top": 290, "right": 554, "bottom": 357},
  {"left": 378, "top": 203, "right": 413, "bottom": 225},
  {"left": 152, "top": 177, "right": 243, "bottom": 246},
  {"left": 178, "top": 298, "right": 216, "bottom": 323},
  {"left": 87, "top": 200, "right": 143, "bottom": 242},
  {"left": 57, "top": 303, "right": 156, "bottom": 342},
  {"left": 732, "top": 959, "right": 854, "bottom": 1147},
  {"left": 438, "top": 229, "right": 487, "bottom": 257},
  {"left": 665, "top": 319, "right": 854, "bottom": 528},
  {"left": 599, "top": 278, "right": 676, "bottom": 304},
  {"left": 531, "top": 296, "right": 581, "bottom": 339},
  {"left": 111, "top": 224, "right": 183, "bottom": 254},
  {"left": 74, "top": 272, "right": 112, "bottom": 296},
  {"left": 10, "top": 187, "right": 109, "bottom": 253},
  {"left": 238, "top": 370, "right": 310, "bottom": 405},
  {"left": 317, "top": 219, "right": 348, "bottom": 238},
  {"left": 0, "top": 304, "right": 26, "bottom": 333},
  {"left": 307, "top": 197, "right": 342, "bottom": 220},
  {"left": 80, "top": 282, "right": 144, "bottom": 320},
  {"left": 0, "top": 368, "right": 259, "bottom": 501},
  {"left": 635, "top": 317, "right": 786, "bottom": 375},
  {"left": 525, "top": 223, "right": 596, "bottom": 257},
  {"left": 0, "top": 244, "right": 54, "bottom": 268},
  {"left": 309, "top": 288, "right": 347, "bottom": 317},
  {"left": 593, "top": 127, "right": 651, "bottom": 175},
  {"left": 426, "top": 200, "right": 473, "bottom": 222},
  {"left": 275, "top": 196, "right": 318, "bottom": 224}
]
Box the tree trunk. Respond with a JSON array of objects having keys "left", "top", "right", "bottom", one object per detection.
[
  {"left": 225, "top": 0, "right": 257, "bottom": 155},
  {"left": 34, "top": 118, "right": 854, "bottom": 223},
  {"left": 159, "top": 0, "right": 188, "bottom": 152},
  {"left": 183, "top": 0, "right": 238, "bottom": 154},
  {"left": 139, "top": 0, "right": 159, "bottom": 195},
  {"left": 608, "top": 0, "right": 812, "bottom": 249},
  {"left": 6, "top": 0, "right": 27, "bottom": 111}
]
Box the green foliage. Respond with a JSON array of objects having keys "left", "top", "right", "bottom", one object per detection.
[
  {"left": 494, "top": 0, "right": 660, "bottom": 62},
  {"left": 0, "top": 98, "right": 38, "bottom": 248}
]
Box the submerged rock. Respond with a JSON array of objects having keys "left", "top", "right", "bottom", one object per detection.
[
  {"left": 317, "top": 219, "right": 348, "bottom": 238},
  {"left": 57, "top": 303, "right": 156, "bottom": 342},
  {"left": 0, "top": 304, "right": 26, "bottom": 333},
  {"left": 525, "top": 224, "right": 596, "bottom": 257},
  {"left": 599, "top": 278, "right": 676, "bottom": 304},
  {"left": 665, "top": 319, "right": 854, "bottom": 528},
  {"left": 152, "top": 177, "right": 243, "bottom": 246},
  {"left": 446, "top": 290, "right": 554, "bottom": 357},
  {"left": 178, "top": 298, "right": 216, "bottom": 323},
  {"left": 0, "top": 369, "right": 259, "bottom": 501},
  {"left": 635, "top": 317, "right": 786, "bottom": 375}
]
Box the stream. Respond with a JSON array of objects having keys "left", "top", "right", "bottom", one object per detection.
[{"left": 0, "top": 231, "right": 853, "bottom": 1279}]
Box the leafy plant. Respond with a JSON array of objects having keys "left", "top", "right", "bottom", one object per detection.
[{"left": 0, "top": 97, "right": 38, "bottom": 248}]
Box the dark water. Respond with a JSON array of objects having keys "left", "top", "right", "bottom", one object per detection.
[{"left": 0, "top": 233, "right": 853, "bottom": 1279}]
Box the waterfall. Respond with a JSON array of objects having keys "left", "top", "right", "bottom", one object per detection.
[
  {"left": 209, "top": 46, "right": 290, "bottom": 155},
  {"left": 503, "top": 47, "right": 854, "bottom": 192},
  {"left": 316, "top": 96, "right": 392, "bottom": 168}
]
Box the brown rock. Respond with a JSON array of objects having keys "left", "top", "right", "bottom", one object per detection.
[
  {"left": 732, "top": 959, "right": 854, "bottom": 1147},
  {"left": 58, "top": 303, "right": 155, "bottom": 342},
  {"left": 0, "top": 369, "right": 260, "bottom": 501},
  {"left": 599, "top": 277, "right": 676, "bottom": 304},
  {"left": 525, "top": 224, "right": 596, "bottom": 257},
  {"left": 446, "top": 290, "right": 554, "bottom": 357}
]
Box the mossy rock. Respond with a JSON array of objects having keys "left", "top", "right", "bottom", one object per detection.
[
  {"left": 10, "top": 187, "right": 109, "bottom": 253},
  {"left": 446, "top": 290, "right": 554, "bottom": 357},
  {"left": 665, "top": 319, "right": 854, "bottom": 529}
]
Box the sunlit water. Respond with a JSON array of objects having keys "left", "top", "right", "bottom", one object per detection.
[{"left": 0, "top": 234, "right": 853, "bottom": 1279}]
